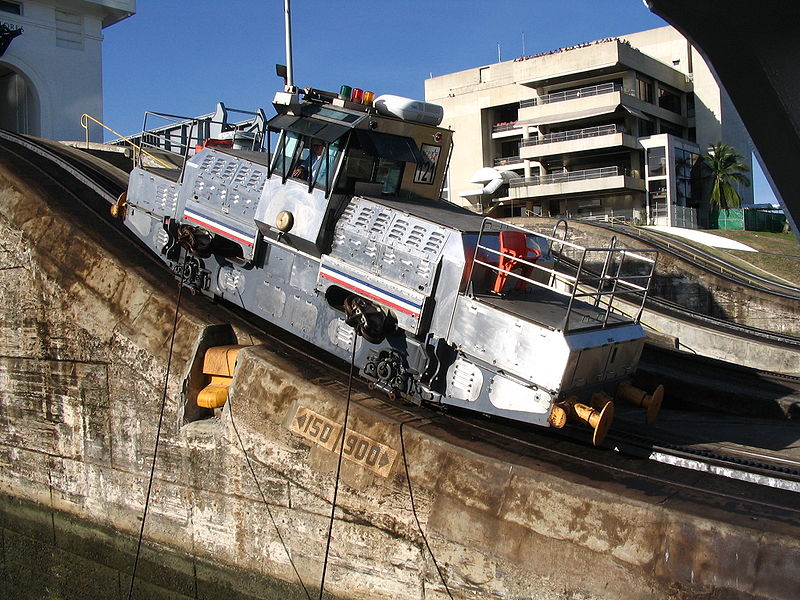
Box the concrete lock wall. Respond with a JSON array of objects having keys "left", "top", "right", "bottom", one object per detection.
[{"left": 1, "top": 160, "right": 799, "bottom": 600}]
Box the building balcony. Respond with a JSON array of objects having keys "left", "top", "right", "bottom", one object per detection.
[
  {"left": 519, "top": 89, "right": 633, "bottom": 128},
  {"left": 508, "top": 166, "right": 645, "bottom": 200},
  {"left": 492, "top": 121, "right": 520, "bottom": 133},
  {"left": 522, "top": 124, "right": 620, "bottom": 145},
  {"left": 520, "top": 82, "right": 628, "bottom": 108},
  {"left": 518, "top": 83, "right": 687, "bottom": 130},
  {"left": 520, "top": 124, "right": 639, "bottom": 159},
  {"left": 492, "top": 155, "right": 523, "bottom": 170},
  {"left": 491, "top": 120, "right": 539, "bottom": 139}
]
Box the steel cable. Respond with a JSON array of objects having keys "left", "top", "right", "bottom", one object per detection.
[{"left": 127, "top": 253, "right": 186, "bottom": 600}]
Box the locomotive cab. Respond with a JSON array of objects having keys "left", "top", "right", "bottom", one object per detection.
[{"left": 255, "top": 89, "right": 453, "bottom": 256}]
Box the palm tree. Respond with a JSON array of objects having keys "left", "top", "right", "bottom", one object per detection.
[{"left": 702, "top": 142, "right": 751, "bottom": 212}]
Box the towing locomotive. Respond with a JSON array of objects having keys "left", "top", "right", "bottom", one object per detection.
[{"left": 113, "top": 78, "right": 662, "bottom": 445}]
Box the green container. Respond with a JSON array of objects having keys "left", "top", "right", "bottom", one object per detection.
[
  {"left": 744, "top": 209, "right": 787, "bottom": 232},
  {"left": 713, "top": 208, "right": 744, "bottom": 230}
]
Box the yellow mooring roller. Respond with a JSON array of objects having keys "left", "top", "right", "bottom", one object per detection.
[
  {"left": 616, "top": 381, "right": 665, "bottom": 424},
  {"left": 196, "top": 345, "right": 249, "bottom": 409},
  {"left": 559, "top": 396, "right": 615, "bottom": 446}
]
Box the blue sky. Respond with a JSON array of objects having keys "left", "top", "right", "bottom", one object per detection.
[
  {"left": 102, "top": 0, "right": 667, "bottom": 133},
  {"left": 101, "top": 0, "right": 775, "bottom": 204}
]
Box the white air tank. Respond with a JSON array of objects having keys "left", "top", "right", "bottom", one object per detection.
[{"left": 373, "top": 95, "right": 444, "bottom": 126}]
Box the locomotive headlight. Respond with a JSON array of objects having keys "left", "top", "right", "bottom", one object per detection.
[{"left": 276, "top": 210, "right": 294, "bottom": 233}]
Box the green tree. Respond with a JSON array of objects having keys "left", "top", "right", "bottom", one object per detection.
[{"left": 702, "top": 142, "right": 751, "bottom": 212}]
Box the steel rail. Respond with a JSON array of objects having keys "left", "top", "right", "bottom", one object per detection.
[
  {"left": 0, "top": 130, "right": 124, "bottom": 204},
  {"left": 592, "top": 220, "right": 800, "bottom": 299}
]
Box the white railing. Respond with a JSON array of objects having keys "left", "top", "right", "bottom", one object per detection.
[
  {"left": 510, "top": 166, "right": 630, "bottom": 188},
  {"left": 493, "top": 155, "right": 521, "bottom": 166},
  {"left": 520, "top": 82, "right": 633, "bottom": 107},
  {"left": 521, "top": 124, "right": 621, "bottom": 147},
  {"left": 466, "top": 218, "right": 658, "bottom": 332}
]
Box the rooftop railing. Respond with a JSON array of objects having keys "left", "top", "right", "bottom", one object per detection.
[
  {"left": 510, "top": 165, "right": 631, "bottom": 188},
  {"left": 520, "top": 124, "right": 621, "bottom": 147},
  {"left": 520, "top": 82, "right": 632, "bottom": 108}
]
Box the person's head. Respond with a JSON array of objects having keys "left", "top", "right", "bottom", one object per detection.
[{"left": 311, "top": 140, "right": 324, "bottom": 156}]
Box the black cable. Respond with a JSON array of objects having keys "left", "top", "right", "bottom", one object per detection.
[
  {"left": 127, "top": 255, "right": 186, "bottom": 600},
  {"left": 318, "top": 336, "right": 357, "bottom": 600},
  {"left": 400, "top": 421, "right": 454, "bottom": 600},
  {"left": 227, "top": 391, "right": 314, "bottom": 600}
]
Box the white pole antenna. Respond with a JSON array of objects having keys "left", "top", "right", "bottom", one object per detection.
[
  {"left": 497, "top": 42, "right": 501, "bottom": 63},
  {"left": 284, "top": 0, "right": 295, "bottom": 91}
]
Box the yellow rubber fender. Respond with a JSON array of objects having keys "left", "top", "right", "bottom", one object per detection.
[{"left": 196, "top": 345, "right": 249, "bottom": 409}]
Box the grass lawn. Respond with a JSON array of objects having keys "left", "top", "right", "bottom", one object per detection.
[{"left": 697, "top": 229, "right": 800, "bottom": 286}]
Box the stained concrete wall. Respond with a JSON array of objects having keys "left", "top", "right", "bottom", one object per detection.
[{"left": 1, "top": 157, "right": 799, "bottom": 600}]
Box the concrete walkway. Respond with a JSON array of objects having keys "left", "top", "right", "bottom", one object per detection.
[{"left": 644, "top": 225, "right": 758, "bottom": 251}]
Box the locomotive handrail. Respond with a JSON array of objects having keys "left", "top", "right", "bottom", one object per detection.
[
  {"left": 471, "top": 217, "right": 657, "bottom": 332},
  {"left": 128, "top": 107, "right": 266, "bottom": 172},
  {"left": 80, "top": 113, "right": 174, "bottom": 170}
]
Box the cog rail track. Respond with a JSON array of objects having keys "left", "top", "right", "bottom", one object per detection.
[
  {"left": 1, "top": 130, "right": 797, "bottom": 509},
  {"left": 608, "top": 425, "right": 800, "bottom": 494}
]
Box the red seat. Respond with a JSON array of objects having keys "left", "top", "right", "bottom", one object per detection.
[{"left": 492, "top": 231, "right": 541, "bottom": 294}]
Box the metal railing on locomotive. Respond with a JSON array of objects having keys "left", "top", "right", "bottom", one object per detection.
[
  {"left": 468, "top": 217, "right": 658, "bottom": 332},
  {"left": 133, "top": 107, "right": 267, "bottom": 175},
  {"left": 80, "top": 113, "right": 174, "bottom": 170}
]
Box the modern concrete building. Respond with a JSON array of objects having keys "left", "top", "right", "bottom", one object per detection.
[
  {"left": 0, "top": 0, "right": 135, "bottom": 142},
  {"left": 425, "top": 26, "right": 753, "bottom": 227}
]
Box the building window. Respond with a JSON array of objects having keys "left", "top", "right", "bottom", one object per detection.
[
  {"left": 639, "top": 118, "right": 655, "bottom": 137},
  {"left": 675, "top": 148, "right": 700, "bottom": 207},
  {"left": 660, "top": 122, "right": 684, "bottom": 138},
  {"left": 647, "top": 147, "right": 666, "bottom": 178},
  {"left": 0, "top": 1, "right": 21, "bottom": 15},
  {"left": 637, "top": 78, "right": 653, "bottom": 103},
  {"left": 658, "top": 86, "right": 682, "bottom": 114},
  {"left": 480, "top": 67, "right": 491, "bottom": 83},
  {"left": 56, "top": 10, "right": 83, "bottom": 50}
]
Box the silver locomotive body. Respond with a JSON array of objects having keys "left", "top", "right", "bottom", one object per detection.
[{"left": 119, "top": 87, "right": 658, "bottom": 441}]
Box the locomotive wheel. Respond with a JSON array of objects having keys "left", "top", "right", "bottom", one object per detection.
[{"left": 343, "top": 295, "right": 387, "bottom": 343}]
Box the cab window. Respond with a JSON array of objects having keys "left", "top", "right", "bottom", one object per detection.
[
  {"left": 335, "top": 139, "right": 405, "bottom": 197},
  {"left": 272, "top": 131, "right": 302, "bottom": 178},
  {"left": 272, "top": 131, "right": 343, "bottom": 195}
]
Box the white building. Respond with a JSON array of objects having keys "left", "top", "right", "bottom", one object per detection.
[
  {"left": 425, "top": 26, "right": 754, "bottom": 228},
  {"left": 0, "top": 0, "right": 134, "bottom": 141}
]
